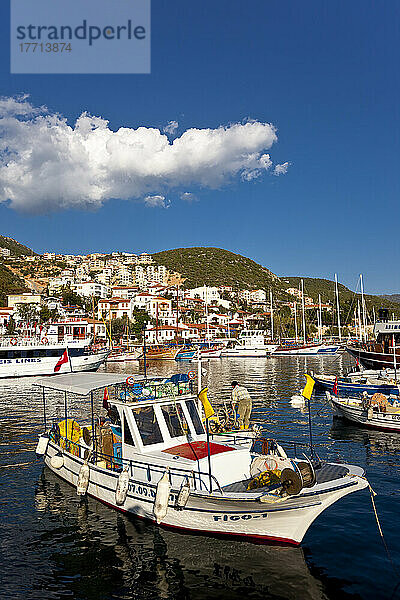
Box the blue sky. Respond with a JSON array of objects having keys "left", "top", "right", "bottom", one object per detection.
[{"left": 0, "top": 0, "right": 399, "bottom": 293}]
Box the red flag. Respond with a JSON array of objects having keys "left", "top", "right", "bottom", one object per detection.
[
  {"left": 332, "top": 376, "right": 338, "bottom": 396},
  {"left": 54, "top": 349, "right": 69, "bottom": 372},
  {"left": 103, "top": 387, "right": 109, "bottom": 410}
]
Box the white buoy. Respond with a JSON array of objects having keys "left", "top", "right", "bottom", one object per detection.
[
  {"left": 77, "top": 463, "right": 90, "bottom": 496},
  {"left": 50, "top": 454, "right": 64, "bottom": 469},
  {"left": 154, "top": 470, "right": 170, "bottom": 524},
  {"left": 176, "top": 479, "right": 190, "bottom": 510},
  {"left": 115, "top": 468, "right": 130, "bottom": 506},
  {"left": 35, "top": 435, "right": 49, "bottom": 456}
]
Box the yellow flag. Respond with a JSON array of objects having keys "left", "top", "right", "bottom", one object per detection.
[
  {"left": 198, "top": 387, "right": 215, "bottom": 419},
  {"left": 302, "top": 374, "right": 315, "bottom": 400}
]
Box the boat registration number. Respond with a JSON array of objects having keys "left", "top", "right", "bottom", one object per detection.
[
  {"left": 213, "top": 513, "right": 268, "bottom": 522},
  {"left": 128, "top": 483, "right": 156, "bottom": 498}
]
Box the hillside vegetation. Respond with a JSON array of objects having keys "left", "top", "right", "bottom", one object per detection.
[
  {"left": 283, "top": 276, "right": 400, "bottom": 318},
  {"left": 153, "top": 247, "right": 283, "bottom": 293},
  {"left": 0, "top": 235, "right": 36, "bottom": 256},
  {"left": 0, "top": 262, "right": 29, "bottom": 305}
]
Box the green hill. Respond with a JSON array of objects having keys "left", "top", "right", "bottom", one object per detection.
[
  {"left": 0, "top": 235, "right": 36, "bottom": 256},
  {"left": 283, "top": 276, "right": 400, "bottom": 318},
  {"left": 152, "top": 247, "right": 283, "bottom": 292},
  {"left": 0, "top": 262, "right": 29, "bottom": 306}
]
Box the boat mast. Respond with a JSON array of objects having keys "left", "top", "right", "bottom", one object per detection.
[
  {"left": 294, "top": 302, "right": 298, "bottom": 342},
  {"left": 360, "top": 274, "right": 367, "bottom": 342},
  {"left": 301, "top": 279, "right": 306, "bottom": 343},
  {"left": 393, "top": 334, "right": 397, "bottom": 380},
  {"left": 205, "top": 286, "right": 209, "bottom": 341},
  {"left": 175, "top": 285, "right": 179, "bottom": 343},
  {"left": 357, "top": 300, "right": 362, "bottom": 342},
  {"left": 334, "top": 274, "right": 342, "bottom": 342},
  {"left": 318, "top": 294, "right": 322, "bottom": 342},
  {"left": 270, "top": 290, "right": 274, "bottom": 341}
]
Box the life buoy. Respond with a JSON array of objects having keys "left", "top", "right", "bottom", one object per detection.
[
  {"left": 41, "top": 337, "right": 49, "bottom": 345},
  {"left": 10, "top": 338, "right": 18, "bottom": 346}
]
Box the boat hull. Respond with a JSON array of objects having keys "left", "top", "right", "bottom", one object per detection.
[
  {"left": 273, "top": 344, "right": 342, "bottom": 357},
  {"left": 347, "top": 346, "right": 400, "bottom": 370},
  {"left": 43, "top": 440, "right": 367, "bottom": 546},
  {"left": 314, "top": 376, "right": 398, "bottom": 396},
  {"left": 0, "top": 348, "right": 109, "bottom": 378},
  {"left": 328, "top": 394, "right": 400, "bottom": 433}
]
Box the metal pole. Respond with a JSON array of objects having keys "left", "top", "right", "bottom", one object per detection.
[
  {"left": 393, "top": 334, "right": 397, "bottom": 380},
  {"left": 143, "top": 323, "right": 147, "bottom": 379},
  {"left": 197, "top": 348, "right": 203, "bottom": 417},
  {"left": 91, "top": 391, "right": 96, "bottom": 463},
  {"left": 294, "top": 302, "right": 298, "bottom": 342},
  {"left": 307, "top": 397, "right": 314, "bottom": 459},
  {"left": 205, "top": 418, "right": 213, "bottom": 492},
  {"left": 64, "top": 391, "right": 68, "bottom": 450}
]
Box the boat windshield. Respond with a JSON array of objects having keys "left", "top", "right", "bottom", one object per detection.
[
  {"left": 131, "top": 405, "right": 163, "bottom": 446},
  {"left": 185, "top": 399, "right": 204, "bottom": 435},
  {"left": 161, "top": 403, "right": 189, "bottom": 438}
]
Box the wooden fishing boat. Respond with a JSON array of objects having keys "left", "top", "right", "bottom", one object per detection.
[
  {"left": 35, "top": 373, "right": 368, "bottom": 546},
  {"left": 326, "top": 390, "right": 400, "bottom": 433},
  {"left": 144, "top": 344, "right": 182, "bottom": 360},
  {"left": 346, "top": 319, "right": 400, "bottom": 369}
]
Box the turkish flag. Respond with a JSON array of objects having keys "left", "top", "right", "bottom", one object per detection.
[
  {"left": 54, "top": 349, "right": 69, "bottom": 372},
  {"left": 332, "top": 376, "right": 338, "bottom": 396}
]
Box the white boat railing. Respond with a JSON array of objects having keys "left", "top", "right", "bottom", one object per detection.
[{"left": 53, "top": 434, "right": 224, "bottom": 494}]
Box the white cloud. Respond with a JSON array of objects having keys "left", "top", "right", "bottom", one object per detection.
[
  {"left": 144, "top": 194, "right": 169, "bottom": 208},
  {"left": 0, "top": 94, "right": 46, "bottom": 117},
  {"left": 273, "top": 162, "right": 290, "bottom": 176},
  {"left": 0, "top": 96, "right": 286, "bottom": 214},
  {"left": 180, "top": 192, "right": 197, "bottom": 202},
  {"left": 163, "top": 120, "right": 178, "bottom": 135}
]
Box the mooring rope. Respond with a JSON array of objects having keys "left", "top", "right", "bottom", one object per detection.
[{"left": 352, "top": 475, "right": 400, "bottom": 580}]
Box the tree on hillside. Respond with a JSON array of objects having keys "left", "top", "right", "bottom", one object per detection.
[
  {"left": 60, "top": 286, "right": 85, "bottom": 308},
  {"left": 16, "top": 303, "right": 39, "bottom": 325}
]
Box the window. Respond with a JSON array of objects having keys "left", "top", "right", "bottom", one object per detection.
[
  {"left": 185, "top": 399, "right": 204, "bottom": 435},
  {"left": 131, "top": 406, "right": 163, "bottom": 446},
  {"left": 123, "top": 413, "right": 135, "bottom": 446},
  {"left": 161, "top": 404, "right": 189, "bottom": 438}
]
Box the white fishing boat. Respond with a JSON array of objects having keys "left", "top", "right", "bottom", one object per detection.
[
  {"left": 35, "top": 372, "right": 368, "bottom": 546},
  {"left": 272, "top": 343, "right": 342, "bottom": 357},
  {"left": 222, "top": 330, "right": 278, "bottom": 358},
  {"left": 0, "top": 319, "right": 109, "bottom": 378},
  {"left": 326, "top": 390, "right": 400, "bottom": 433}
]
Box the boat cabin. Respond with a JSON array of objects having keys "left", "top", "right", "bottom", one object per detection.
[{"left": 35, "top": 373, "right": 253, "bottom": 493}]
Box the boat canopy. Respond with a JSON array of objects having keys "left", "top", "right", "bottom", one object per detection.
[{"left": 34, "top": 372, "right": 134, "bottom": 395}]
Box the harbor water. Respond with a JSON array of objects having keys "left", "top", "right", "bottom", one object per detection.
[{"left": 1, "top": 354, "right": 400, "bottom": 599}]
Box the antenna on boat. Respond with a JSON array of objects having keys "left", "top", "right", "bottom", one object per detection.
[{"left": 301, "top": 279, "right": 306, "bottom": 343}]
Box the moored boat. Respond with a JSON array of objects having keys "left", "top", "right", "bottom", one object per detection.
[
  {"left": 326, "top": 390, "right": 400, "bottom": 433},
  {"left": 35, "top": 372, "right": 368, "bottom": 546},
  {"left": 313, "top": 373, "right": 399, "bottom": 396},
  {"left": 272, "top": 342, "right": 343, "bottom": 357},
  {"left": 144, "top": 344, "right": 182, "bottom": 360},
  {"left": 347, "top": 319, "right": 400, "bottom": 369}
]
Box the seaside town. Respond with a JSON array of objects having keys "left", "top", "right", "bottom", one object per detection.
[{"left": 0, "top": 245, "right": 368, "bottom": 345}]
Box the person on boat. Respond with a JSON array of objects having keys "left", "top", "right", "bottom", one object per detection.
[{"left": 231, "top": 381, "right": 252, "bottom": 430}]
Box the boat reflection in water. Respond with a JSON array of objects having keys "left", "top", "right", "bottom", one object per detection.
[{"left": 35, "top": 469, "right": 330, "bottom": 600}]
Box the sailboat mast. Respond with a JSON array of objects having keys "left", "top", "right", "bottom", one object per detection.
[
  {"left": 357, "top": 300, "right": 362, "bottom": 342},
  {"left": 294, "top": 302, "right": 298, "bottom": 342},
  {"left": 334, "top": 273, "right": 342, "bottom": 342},
  {"left": 270, "top": 290, "right": 274, "bottom": 341},
  {"left": 360, "top": 274, "right": 367, "bottom": 342},
  {"left": 318, "top": 294, "right": 322, "bottom": 342},
  {"left": 301, "top": 279, "right": 306, "bottom": 343}
]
